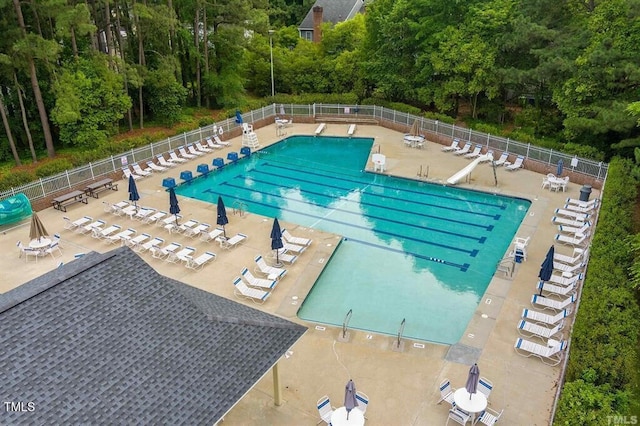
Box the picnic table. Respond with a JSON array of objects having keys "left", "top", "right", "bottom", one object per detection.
[
  {"left": 84, "top": 178, "right": 118, "bottom": 198},
  {"left": 52, "top": 190, "right": 88, "bottom": 212}
]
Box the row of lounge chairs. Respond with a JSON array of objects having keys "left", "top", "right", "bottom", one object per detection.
[{"left": 440, "top": 138, "right": 524, "bottom": 170}]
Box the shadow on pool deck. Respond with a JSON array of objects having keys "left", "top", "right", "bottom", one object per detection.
[{"left": 0, "top": 123, "right": 599, "bottom": 425}]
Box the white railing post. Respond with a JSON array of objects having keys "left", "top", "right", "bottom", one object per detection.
[
  {"left": 40, "top": 178, "right": 45, "bottom": 197},
  {"left": 89, "top": 162, "right": 95, "bottom": 180}
]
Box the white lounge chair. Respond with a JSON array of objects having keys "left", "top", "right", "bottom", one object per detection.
[
  {"left": 282, "top": 229, "right": 312, "bottom": 246},
  {"left": 546, "top": 272, "right": 582, "bottom": 287},
  {"left": 347, "top": 124, "right": 356, "bottom": 136},
  {"left": 168, "top": 246, "right": 196, "bottom": 264},
  {"left": 169, "top": 150, "right": 188, "bottom": 163},
  {"left": 316, "top": 395, "right": 334, "bottom": 426},
  {"left": 172, "top": 219, "right": 199, "bottom": 234},
  {"left": 200, "top": 227, "right": 225, "bottom": 242},
  {"left": 65, "top": 215, "right": 91, "bottom": 230},
  {"left": 282, "top": 241, "right": 307, "bottom": 254},
  {"left": 554, "top": 247, "right": 587, "bottom": 265},
  {"left": 254, "top": 255, "right": 287, "bottom": 280},
  {"left": 132, "top": 163, "right": 152, "bottom": 176},
  {"left": 478, "top": 150, "right": 494, "bottom": 163},
  {"left": 151, "top": 241, "right": 181, "bottom": 259},
  {"left": 135, "top": 236, "right": 164, "bottom": 253},
  {"left": 271, "top": 249, "right": 298, "bottom": 264},
  {"left": 552, "top": 216, "right": 588, "bottom": 227},
  {"left": 514, "top": 337, "right": 567, "bottom": 366},
  {"left": 125, "top": 232, "right": 150, "bottom": 250},
  {"left": 493, "top": 152, "right": 509, "bottom": 166},
  {"left": 554, "top": 208, "right": 590, "bottom": 221},
  {"left": 93, "top": 224, "right": 121, "bottom": 240},
  {"left": 195, "top": 141, "right": 213, "bottom": 153},
  {"left": 558, "top": 222, "right": 590, "bottom": 235},
  {"left": 186, "top": 251, "right": 216, "bottom": 270},
  {"left": 464, "top": 144, "right": 483, "bottom": 159},
  {"left": 205, "top": 137, "right": 223, "bottom": 149},
  {"left": 233, "top": 278, "right": 270, "bottom": 304},
  {"left": 146, "top": 161, "right": 167, "bottom": 173},
  {"left": 119, "top": 205, "right": 138, "bottom": 220},
  {"left": 563, "top": 202, "right": 596, "bottom": 214},
  {"left": 157, "top": 154, "right": 178, "bottom": 167},
  {"left": 566, "top": 197, "right": 599, "bottom": 209},
  {"left": 240, "top": 268, "right": 278, "bottom": 289},
  {"left": 178, "top": 146, "right": 197, "bottom": 159},
  {"left": 517, "top": 319, "right": 564, "bottom": 341},
  {"left": 437, "top": 379, "right": 455, "bottom": 406},
  {"left": 186, "top": 144, "right": 205, "bottom": 157},
  {"left": 134, "top": 207, "right": 156, "bottom": 221},
  {"left": 80, "top": 219, "right": 106, "bottom": 235},
  {"left": 522, "top": 308, "right": 572, "bottom": 326},
  {"left": 555, "top": 232, "right": 590, "bottom": 247},
  {"left": 106, "top": 227, "right": 136, "bottom": 245},
  {"left": 143, "top": 210, "right": 167, "bottom": 225},
  {"left": 441, "top": 138, "right": 460, "bottom": 152},
  {"left": 219, "top": 233, "right": 248, "bottom": 249},
  {"left": 553, "top": 260, "right": 584, "bottom": 274},
  {"left": 213, "top": 134, "right": 231, "bottom": 146},
  {"left": 505, "top": 155, "right": 524, "bottom": 171},
  {"left": 536, "top": 281, "right": 577, "bottom": 298},
  {"left": 315, "top": 123, "right": 326, "bottom": 135},
  {"left": 184, "top": 223, "right": 210, "bottom": 238},
  {"left": 531, "top": 293, "right": 576, "bottom": 311},
  {"left": 453, "top": 142, "right": 472, "bottom": 156},
  {"left": 122, "top": 167, "right": 143, "bottom": 180}
]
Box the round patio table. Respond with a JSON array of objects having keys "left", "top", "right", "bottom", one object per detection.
[
  {"left": 29, "top": 238, "right": 51, "bottom": 250},
  {"left": 330, "top": 406, "right": 365, "bottom": 426},
  {"left": 453, "top": 388, "right": 487, "bottom": 422}
]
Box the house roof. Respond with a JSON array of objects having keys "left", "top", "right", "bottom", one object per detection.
[
  {"left": 0, "top": 247, "right": 307, "bottom": 424},
  {"left": 299, "top": 0, "right": 365, "bottom": 30}
]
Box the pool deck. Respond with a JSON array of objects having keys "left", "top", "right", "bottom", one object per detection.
[{"left": 0, "top": 123, "right": 599, "bottom": 425}]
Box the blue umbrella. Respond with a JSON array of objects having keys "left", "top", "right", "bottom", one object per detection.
[
  {"left": 465, "top": 363, "right": 480, "bottom": 400},
  {"left": 271, "top": 218, "right": 284, "bottom": 266},
  {"left": 169, "top": 187, "right": 180, "bottom": 225},
  {"left": 344, "top": 379, "right": 358, "bottom": 420},
  {"left": 538, "top": 245, "right": 555, "bottom": 296},
  {"left": 557, "top": 159, "right": 564, "bottom": 177},
  {"left": 235, "top": 110, "right": 243, "bottom": 124},
  {"left": 128, "top": 174, "right": 140, "bottom": 208},
  {"left": 217, "top": 196, "right": 229, "bottom": 238}
]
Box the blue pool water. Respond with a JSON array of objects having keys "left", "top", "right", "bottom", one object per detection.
[{"left": 175, "top": 136, "right": 530, "bottom": 344}]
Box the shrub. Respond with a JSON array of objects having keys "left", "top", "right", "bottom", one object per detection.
[
  {"left": 35, "top": 158, "right": 74, "bottom": 178},
  {"left": 0, "top": 170, "right": 36, "bottom": 191}
]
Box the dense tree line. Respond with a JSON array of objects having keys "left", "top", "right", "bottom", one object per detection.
[{"left": 1, "top": 0, "right": 640, "bottom": 165}]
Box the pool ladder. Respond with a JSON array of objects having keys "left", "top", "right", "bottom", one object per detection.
[
  {"left": 417, "top": 165, "right": 429, "bottom": 179},
  {"left": 232, "top": 200, "right": 247, "bottom": 217},
  {"left": 393, "top": 318, "right": 406, "bottom": 351},
  {"left": 497, "top": 257, "right": 515, "bottom": 278},
  {"left": 341, "top": 309, "right": 353, "bottom": 340}
]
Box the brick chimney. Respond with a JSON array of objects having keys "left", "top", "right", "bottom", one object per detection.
[{"left": 312, "top": 6, "right": 323, "bottom": 43}]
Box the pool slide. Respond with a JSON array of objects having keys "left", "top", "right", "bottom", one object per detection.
[{"left": 446, "top": 154, "right": 492, "bottom": 185}]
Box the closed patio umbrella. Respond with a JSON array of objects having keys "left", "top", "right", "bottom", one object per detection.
[
  {"left": 169, "top": 187, "right": 180, "bottom": 225},
  {"left": 217, "top": 196, "right": 229, "bottom": 238},
  {"left": 557, "top": 159, "right": 564, "bottom": 177},
  {"left": 128, "top": 174, "right": 140, "bottom": 208},
  {"left": 538, "top": 245, "right": 555, "bottom": 296},
  {"left": 409, "top": 119, "right": 420, "bottom": 136},
  {"left": 465, "top": 363, "right": 480, "bottom": 400},
  {"left": 271, "top": 218, "right": 284, "bottom": 266},
  {"left": 344, "top": 379, "right": 358, "bottom": 420},
  {"left": 29, "top": 212, "right": 49, "bottom": 242}
]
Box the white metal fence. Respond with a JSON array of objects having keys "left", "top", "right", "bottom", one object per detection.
[{"left": 0, "top": 103, "right": 608, "bottom": 203}]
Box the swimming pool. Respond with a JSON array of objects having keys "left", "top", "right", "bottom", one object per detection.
[{"left": 175, "top": 136, "right": 530, "bottom": 344}]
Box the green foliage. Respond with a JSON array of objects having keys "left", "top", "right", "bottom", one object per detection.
[
  {"left": 562, "top": 143, "right": 606, "bottom": 162},
  {"left": 34, "top": 158, "right": 73, "bottom": 178},
  {"left": 0, "top": 170, "right": 36, "bottom": 191},
  {"left": 146, "top": 67, "right": 187, "bottom": 127},
  {"left": 556, "top": 157, "right": 640, "bottom": 423}
]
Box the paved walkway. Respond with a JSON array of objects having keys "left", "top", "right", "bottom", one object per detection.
[{"left": 0, "top": 122, "right": 599, "bottom": 425}]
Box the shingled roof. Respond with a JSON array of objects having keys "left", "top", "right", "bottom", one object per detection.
[
  {"left": 0, "top": 247, "right": 307, "bottom": 424},
  {"left": 299, "top": 0, "right": 365, "bottom": 30}
]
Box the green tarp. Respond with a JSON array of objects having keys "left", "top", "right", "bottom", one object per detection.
[{"left": 0, "top": 193, "right": 32, "bottom": 226}]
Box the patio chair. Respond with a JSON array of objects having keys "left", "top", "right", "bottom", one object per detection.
[
  {"left": 355, "top": 390, "right": 369, "bottom": 417},
  {"left": 178, "top": 146, "right": 197, "bottom": 159},
  {"left": 42, "top": 240, "right": 63, "bottom": 259},
  {"left": 132, "top": 163, "right": 152, "bottom": 176},
  {"left": 186, "top": 144, "right": 205, "bottom": 157},
  {"left": 214, "top": 134, "right": 231, "bottom": 146},
  {"left": 550, "top": 176, "right": 569, "bottom": 192},
  {"left": 254, "top": 255, "right": 287, "bottom": 280},
  {"left": 541, "top": 173, "right": 556, "bottom": 189},
  {"left": 557, "top": 222, "right": 591, "bottom": 237},
  {"left": 517, "top": 319, "right": 564, "bottom": 341},
  {"left": 437, "top": 379, "right": 456, "bottom": 407},
  {"left": 536, "top": 281, "right": 578, "bottom": 298},
  {"left": 282, "top": 241, "right": 307, "bottom": 254},
  {"left": 184, "top": 223, "right": 210, "bottom": 238},
  {"left": 271, "top": 249, "right": 298, "bottom": 265},
  {"left": 553, "top": 259, "right": 584, "bottom": 274},
  {"left": 473, "top": 407, "right": 504, "bottom": 425},
  {"left": 125, "top": 232, "right": 151, "bottom": 250},
  {"left": 79, "top": 219, "right": 106, "bottom": 235},
  {"left": 200, "top": 227, "right": 225, "bottom": 242},
  {"left": 555, "top": 232, "right": 590, "bottom": 247},
  {"left": 453, "top": 142, "right": 472, "bottom": 156},
  {"left": 150, "top": 241, "right": 181, "bottom": 259},
  {"left": 493, "top": 152, "right": 509, "bottom": 166},
  {"left": 522, "top": 308, "right": 572, "bottom": 326},
  {"left": 239, "top": 268, "right": 278, "bottom": 290},
  {"left": 282, "top": 229, "right": 312, "bottom": 246},
  {"left": 205, "top": 137, "right": 223, "bottom": 149},
  {"left": 93, "top": 224, "right": 121, "bottom": 240},
  {"left": 514, "top": 337, "right": 567, "bottom": 366},
  {"left": 505, "top": 155, "right": 524, "bottom": 171},
  {"left": 566, "top": 197, "right": 599, "bottom": 209},
  {"left": 477, "top": 377, "right": 493, "bottom": 400},
  {"left": 563, "top": 201, "right": 596, "bottom": 214},
  {"left": 173, "top": 219, "right": 199, "bottom": 234},
  {"left": 553, "top": 248, "right": 587, "bottom": 266},
  {"left": 134, "top": 207, "right": 156, "bottom": 222},
  {"left": 168, "top": 150, "right": 188, "bottom": 163},
  {"left": 316, "top": 395, "right": 334, "bottom": 425},
  {"left": 464, "top": 144, "right": 483, "bottom": 159},
  {"left": 441, "top": 138, "right": 460, "bottom": 152},
  {"left": 135, "top": 236, "right": 163, "bottom": 253},
  {"left": 168, "top": 246, "right": 196, "bottom": 264},
  {"left": 195, "top": 141, "right": 213, "bottom": 153},
  {"left": 551, "top": 216, "right": 589, "bottom": 229},
  {"left": 157, "top": 154, "right": 178, "bottom": 167},
  {"left": 186, "top": 251, "right": 217, "bottom": 270},
  {"left": 143, "top": 210, "right": 167, "bottom": 225},
  {"left": 106, "top": 227, "right": 136, "bottom": 245},
  {"left": 531, "top": 294, "right": 576, "bottom": 311},
  {"left": 17, "top": 242, "right": 41, "bottom": 262},
  {"left": 219, "top": 233, "right": 248, "bottom": 249},
  {"left": 446, "top": 407, "right": 471, "bottom": 426},
  {"left": 232, "top": 278, "right": 271, "bottom": 304},
  {"left": 122, "top": 167, "right": 143, "bottom": 180},
  {"left": 478, "top": 150, "right": 494, "bottom": 163},
  {"left": 146, "top": 161, "right": 167, "bottom": 173},
  {"left": 547, "top": 271, "right": 583, "bottom": 287},
  {"left": 554, "top": 208, "right": 590, "bottom": 221}
]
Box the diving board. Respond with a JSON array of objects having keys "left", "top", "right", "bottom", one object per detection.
[{"left": 446, "top": 154, "right": 491, "bottom": 185}]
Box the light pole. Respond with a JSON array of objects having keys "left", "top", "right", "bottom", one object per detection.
[{"left": 268, "top": 30, "right": 275, "bottom": 97}]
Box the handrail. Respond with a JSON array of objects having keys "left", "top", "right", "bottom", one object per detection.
[
  {"left": 342, "top": 309, "right": 353, "bottom": 339},
  {"left": 232, "top": 200, "right": 247, "bottom": 217},
  {"left": 497, "top": 257, "right": 514, "bottom": 278},
  {"left": 396, "top": 318, "right": 406, "bottom": 348}
]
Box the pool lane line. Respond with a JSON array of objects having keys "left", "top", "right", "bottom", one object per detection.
[
  {"left": 248, "top": 167, "right": 502, "bottom": 221},
  {"left": 227, "top": 175, "right": 495, "bottom": 232},
  {"left": 259, "top": 160, "right": 508, "bottom": 211},
  {"left": 205, "top": 187, "right": 482, "bottom": 257},
  {"left": 217, "top": 182, "right": 487, "bottom": 245}
]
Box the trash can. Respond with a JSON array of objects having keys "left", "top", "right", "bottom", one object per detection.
[{"left": 579, "top": 185, "right": 592, "bottom": 202}]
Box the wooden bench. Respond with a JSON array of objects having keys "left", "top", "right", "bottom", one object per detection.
[
  {"left": 52, "top": 190, "right": 88, "bottom": 212},
  {"left": 84, "top": 178, "right": 118, "bottom": 199},
  {"left": 348, "top": 124, "right": 357, "bottom": 136},
  {"left": 315, "top": 123, "right": 326, "bottom": 135}
]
